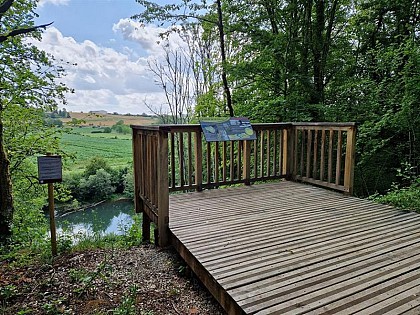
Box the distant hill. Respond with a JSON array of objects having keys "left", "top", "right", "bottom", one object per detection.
[{"left": 61, "top": 112, "right": 158, "bottom": 127}]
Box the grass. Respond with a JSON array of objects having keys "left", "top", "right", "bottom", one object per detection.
[{"left": 61, "top": 127, "right": 133, "bottom": 173}]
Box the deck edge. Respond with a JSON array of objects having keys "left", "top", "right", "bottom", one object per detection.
[{"left": 170, "top": 230, "right": 245, "bottom": 315}]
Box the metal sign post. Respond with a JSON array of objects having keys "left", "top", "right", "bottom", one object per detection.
[{"left": 37, "top": 154, "right": 62, "bottom": 256}]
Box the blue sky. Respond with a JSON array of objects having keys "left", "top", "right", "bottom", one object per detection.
[{"left": 33, "top": 0, "right": 181, "bottom": 114}]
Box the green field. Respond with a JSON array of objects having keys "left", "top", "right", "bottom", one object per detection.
[{"left": 60, "top": 127, "right": 133, "bottom": 173}]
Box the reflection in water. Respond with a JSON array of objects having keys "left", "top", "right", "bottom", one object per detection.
[{"left": 56, "top": 200, "right": 135, "bottom": 239}]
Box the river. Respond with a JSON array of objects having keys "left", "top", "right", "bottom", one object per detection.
[{"left": 56, "top": 199, "right": 136, "bottom": 239}]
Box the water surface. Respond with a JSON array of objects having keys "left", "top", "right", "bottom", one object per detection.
[{"left": 56, "top": 199, "right": 135, "bottom": 239}]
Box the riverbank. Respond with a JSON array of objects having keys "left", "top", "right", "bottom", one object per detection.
[{"left": 0, "top": 245, "right": 225, "bottom": 314}]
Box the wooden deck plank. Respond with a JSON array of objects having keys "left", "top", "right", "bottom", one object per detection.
[
  {"left": 189, "top": 214, "right": 420, "bottom": 266},
  {"left": 211, "top": 221, "right": 420, "bottom": 281},
  {"left": 231, "top": 236, "right": 420, "bottom": 302},
  {"left": 217, "top": 227, "right": 420, "bottom": 289},
  {"left": 170, "top": 199, "right": 396, "bottom": 238},
  {"left": 168, "top": 181, "right": 420, "bottom": 315},
  {"left": 255, "top": 259, "right": 420, "bottom": 315},
  {"left": 175, "top": 209, "right": 415, "bottom": 256},
  {"left": 242, "top": 246, "right": 420, "bottom": 313}
]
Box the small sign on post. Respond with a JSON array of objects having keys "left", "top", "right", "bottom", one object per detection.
[{"left": 37, "top": 154, "right": 62, "bottom": 256}]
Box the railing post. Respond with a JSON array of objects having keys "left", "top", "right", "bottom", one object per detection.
[
  {"left": 344, "top": 125, "right": 357, "bottom": 195},
  {"left": 132, "top": 129, "right": 150, "bottom": 242},
  {"left": 243, "top": 140, "right": 251, "bottom": 185},
  {"left": 283, "top": 124, "right": 295, "bottom": 180},
  {"left": 157, "top": 129, "right": 170, "bottom": 247},
  {"left": 195, "top": 131, "right": 203, "bottom": 192}
]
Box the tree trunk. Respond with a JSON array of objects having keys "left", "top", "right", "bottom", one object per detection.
[
  {"left": 216, "top": 0, "right": 234, "bottom": 117},
  {"left": 0, "top": 119, "right": 14, "bottom": 244},
  {"left": 312, "top": 0, "right": 325, "bottom": 106}
]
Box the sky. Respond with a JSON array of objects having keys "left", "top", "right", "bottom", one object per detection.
[{"left": 33, "top": 0, "right": 180, "bottom": 114}]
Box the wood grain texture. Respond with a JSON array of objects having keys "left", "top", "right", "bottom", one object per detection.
[{"left": 169, "top": 181, "right": 420, "bottom": 315}]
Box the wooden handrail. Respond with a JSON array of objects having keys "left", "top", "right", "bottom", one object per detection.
[{"left": 132, "top": 122, "right": 357, "bottom": 246}]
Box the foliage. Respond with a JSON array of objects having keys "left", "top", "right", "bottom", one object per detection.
[
  {"left": 123, "top": 169, "right": 134, "bottom": 199},
  {"left": 4, "top": 105, "right": 65, "bottom": 177},
  {"left": 370, "top": 163, "right": 420, "bottom": 211},
  {"left": 60, "top": 156, "right": 131, "bottom": 203},
  {"left": 79, "top": 169, "right": 115, "bottom": 201},
  {"left": 0, "top": 0, "right": 71, "bottom": 242},
  {"left": 372, "top": 178, "right": 420, "bottom": 211},
  {"left": 112, "top": 285, "right": 138, "bottom": 315},
  {"left": 83, "top": 156, "right": 114, "bottom": 177},
  {"left": 133, "top": 0, "right": 419, "bottom": 199},
  {"left": 112, "top": 120, "right": 131, "bottom": 134}
]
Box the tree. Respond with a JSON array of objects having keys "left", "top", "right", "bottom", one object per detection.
[
  {"left": 145, "top": 44, "right": 194, "bottom": 124},
  {"left": 0, "top": 0, "right": 69, "bottom": 242},
  {"left": 134, "top": 0, "right": 235, "bottom": 117}
]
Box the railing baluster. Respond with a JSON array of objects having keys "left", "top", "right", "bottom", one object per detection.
[
  {"left": 306, "top": 129, "right": 312, "bottom": 177},
  {"left": 300, "top": 129, "right": 305, "bottom": 178},
  {"left": 328, "top": 129, "right": 334, "bottom": 183},
  {"left": 260, "top": 131, "right": 264, "bottom": 178},
  {"left": 320, "top": 129, "right": 326, "bottom": 181},
  {"left": 313, "top": 130, "right": 318, "bottom": 179},
  {"left": 170, "top": 133, "right": 175, "bottom": 188},
  {"left": 243, "top": 140, "right": 251, "bottom": 185},
  {"left": 273, "top": 130, "right": 278, "bottom": 176},
  {"left": 253, "top": 134, "right": 258, "bottom": 179},
  {"left": 230, "top": 141, "right": 234, "bottom": 181},
  {"left": 188, "top": 132, "right": 192, "bottom": 187},
  {"left": 194, "top": 131, "right": 202, "bottom": 191},
  {"left": 222, "top": 141, "right": 227, "bottom": 182},
  {"left": 179, "top": 132, "right": 185, "bottom": 188},
  {"left": 335, "top": 130, "right": 342, "bottom": 185},
  {"left": 215, "top": 142, "right": 219, "bottom": 184},
  {"left": 237, "top": 141, "right": 242, "bottom": 180},
  {"left": 266, "top": 130, "right": 271, "bottom": 177},
  {"left": 206, "top": 142, "right": 211, "bottom": 184}
]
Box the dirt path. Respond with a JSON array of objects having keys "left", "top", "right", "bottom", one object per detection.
[{"left": 0, "top": 245, "right": 225, "bottom": 314}]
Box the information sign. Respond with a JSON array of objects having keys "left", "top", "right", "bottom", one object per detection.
[
  {"left": 200, "top": 117, "right": 256, "bottom": 142},
  {"left": 37, "top": 155, "right": 62, "bottom": 184}
]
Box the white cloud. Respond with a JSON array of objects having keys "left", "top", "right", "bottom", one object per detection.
[
  {"left": 31, "top": 27, "right": 166, "bottom": 114},
  {"left": 112, "top": 19, "right": 186, "bottom": 57},
  {"left": 38, "top": 0, "right": 70, "bottom": 7}
]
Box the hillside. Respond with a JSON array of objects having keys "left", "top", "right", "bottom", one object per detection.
[{"left": 61, "top": 112, "right": 158, "bottom": 127}]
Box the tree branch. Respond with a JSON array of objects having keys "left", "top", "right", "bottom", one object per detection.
[
  {"left": 0, "top": 22, "right": 53, "bottom": 43},
  {"left": 0, "top": 0, "right": 13, "bottom": 16}
]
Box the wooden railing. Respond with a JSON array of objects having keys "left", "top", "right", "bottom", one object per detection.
[
  {"left": 132, "top": 122, "right": 356, "bottom": 246},
  {"left": 292, "top": 123, "right": 357, "bottom": 194}
]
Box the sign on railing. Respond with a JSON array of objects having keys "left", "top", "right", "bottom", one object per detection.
[{"left": 200, "top": 117, "right": 256, "bottom": 142}]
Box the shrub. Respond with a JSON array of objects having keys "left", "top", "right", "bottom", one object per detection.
[
  {"left": 79, "top": 169, "right": 115, "bottom": 201},
  {"left": 83, "top": 157, "right": 113, "bottom": 177},
  {"left": 372, "top": 177, "right": 420, "bottom": 211},
  {"left": 123, "top": 169, "right": 134, "bottom": 198}
]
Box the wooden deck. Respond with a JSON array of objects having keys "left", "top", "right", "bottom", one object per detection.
[{"left": 169, "top": 181, "right": 420, "bottom": 315}]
